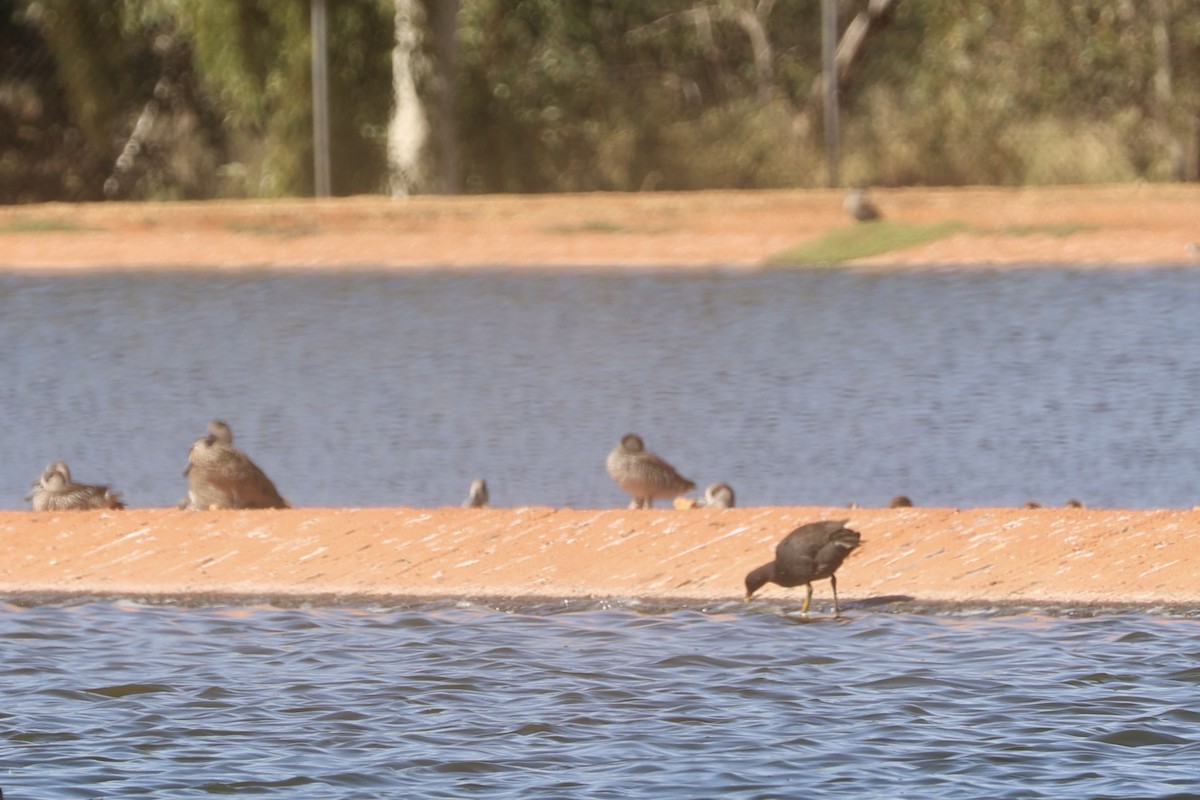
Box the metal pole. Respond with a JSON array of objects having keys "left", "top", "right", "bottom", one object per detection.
[
  {"left": 311, "top": 0, "right": 332, "bottom": 197},
  {"left": 821, "top": 0, "right": 840, "bottom": 188}
]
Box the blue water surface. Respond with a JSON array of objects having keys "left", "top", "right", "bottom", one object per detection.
[
  {"left": 4, "top": 267, "right": 1200, "bottom": 509},
  {"left": 2, "top": 600, "right": 1199, "bottom": 798}
]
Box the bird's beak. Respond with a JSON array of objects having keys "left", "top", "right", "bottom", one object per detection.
[{"left": 743, "top": 594, "right": 752, "bottom": 603}]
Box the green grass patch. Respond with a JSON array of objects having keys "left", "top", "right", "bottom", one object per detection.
[
  {"left": 767, "top": 219, "right": 1096, "bottom": 265},
  {"left": 768, "top": 220, "right": 968, "bottom": 265},
  {"left": 0, "top": 217, "right": 93, "bottom": 234}
]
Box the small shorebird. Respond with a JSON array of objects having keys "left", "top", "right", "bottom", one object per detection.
[
  {"left": 606, "top": 433, "right": 695, "bottom": 509},
  {"left": 463, "top": 478, "right": 490, "bottom": 508},
  {"left": 183, "top": 419, "right": 289, "bottom": 510},
  {"left": 843, "top": 187, "right": 881, "bottom": 222},
  {"left": 26, "top": 461, "right": 125, "bottom": 511},
  {"left": 890, "top": 495, "right": 913, "bottom": 508},
  {"left": 704, "top": 482, "right": 736, "bottom": 509},
  {"left": 744, "top": 519, "right": 862, "bottom": 615}
]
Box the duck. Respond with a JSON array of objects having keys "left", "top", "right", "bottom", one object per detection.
[
  {"left": 26, "top": 461, "right": 125, "bottom": 511},
  {"left": 605, "top": 433, "right": 695, "bottom": 509},
  {"left": 182, "top": 419, "right": 289, "bottom": 510}
]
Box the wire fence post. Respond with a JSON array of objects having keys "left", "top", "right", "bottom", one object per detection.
[
  {"left": 821, "top": 0, "right": 840, "bottom": 188},
  {"left": 311, "top": 0, "right": 332, "bottom": 197}
]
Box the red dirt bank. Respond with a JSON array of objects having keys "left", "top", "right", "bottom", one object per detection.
[
  {"left": 2, "top": 507, "right": 1197, "bottom": 607},
  {"left": 2, "top": 185, "right": 1199, "bottom": 271}
]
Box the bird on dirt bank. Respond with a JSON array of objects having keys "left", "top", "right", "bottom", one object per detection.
[
  {"left": 744, "top": 519, "right": 863, "bottom": 615},
  {"left": 704, "top": 482, "right": 736, "bottom": 509},
  {"left": 26, "top": 460, "right": 125, "bottom": 511},
  {"left": 890, "top": 495, "right": 913, "bottom": 508},
  {"left": 843, "top": 187, "right": 881, "bottom": 222},
  {"left": 463, "top": 478, "right": 490, "bottom": 508},
  {"left": 182, "top": 419, "right": 289, "bottom": 510},
  {"left": 606, "top": 433, "right": 695, "bottom": 509}
]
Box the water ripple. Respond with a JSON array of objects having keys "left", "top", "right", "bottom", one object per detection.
[
  {"left": 1, "top": 601, "right": 1199, "bottom": 797},
  {"left": 5, "top": 269, "right": 1200, "bottom": 508}
]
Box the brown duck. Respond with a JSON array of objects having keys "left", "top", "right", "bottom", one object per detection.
[
  {"left": 26, "top": 461, "right": 125, "bottom": 511},
  {"left": 605, "top": 433, "right": 695, "bottom": 509},
  {"left": 183, "top": 419, "right": 289, "bottom": 510}
]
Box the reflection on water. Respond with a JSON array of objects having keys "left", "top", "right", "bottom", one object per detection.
[
  {"left": 3, "top": 267, "right": 1200, "bottom": 509},
  {"left": 1, "top": 600, "right": 1198, "bottom": 798}
]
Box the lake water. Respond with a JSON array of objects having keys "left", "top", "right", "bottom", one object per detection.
[
  {"left": 2, "top": 599, "right": 1199, "bottom": 798},
  {"left": 4, "top": 266, "right": 1200, "bottom": 509},
  {"left": 5, "top": 267, "right": 1199, "bottom": 799}
]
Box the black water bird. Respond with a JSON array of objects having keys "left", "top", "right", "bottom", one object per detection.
[{"left": 744, "top": 519, "right": 863, "bottom": 614}]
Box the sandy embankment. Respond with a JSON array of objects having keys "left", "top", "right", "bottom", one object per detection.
[
  {"left": 2, "top": 507, "right": 1197, "bottom": 607},
  {"left": 2, "top": 184, "right": 1199, "bottom": 270},
  {"left": 4, "top": 186, "right": 1200, "bottom": 606}
]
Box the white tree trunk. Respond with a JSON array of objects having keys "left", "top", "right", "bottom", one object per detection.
[{"left": 388, "top": 0, "right": 429, "bottom": 196}]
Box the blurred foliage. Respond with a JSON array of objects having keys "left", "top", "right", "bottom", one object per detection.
[
  {"left": 845, "top": 0, "right": 1200, "bottom": 185},
  {"left": 2, "top": 0, "right": 1200, "bottom": 201},
  {"left": 171, "top": 0, "right": 395, "bottom": 196},
  {"left": 455, "top": 0, "right": 822, "bottom": 191},
  {"left": 1, "top": 1, "right": 128, "bottom": 201}
]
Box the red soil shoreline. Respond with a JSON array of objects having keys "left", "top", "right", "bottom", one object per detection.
[
  {"left": 3, "top": 507, "right": 1197, "bottom": 607},
  {"left": 2, "top": 185, "right": 1199, "bottom": 271}
]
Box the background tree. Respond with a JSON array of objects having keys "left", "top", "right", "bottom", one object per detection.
[
  {"left": 176, "top": 0, "right": 394, "bottom": 196},
  {"left": 4, "top": 0, "right": 1200, "bottom": 202}
]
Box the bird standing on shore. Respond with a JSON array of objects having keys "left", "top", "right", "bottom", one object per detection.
[
  {"left": 183, "top": 419, "right": 289, "bottom": 510},
  {"left": 704, "top": 482, "right": 736, "bottom": 509},
  {"left": 606, "top": 433, "right": 695, "bottom": 509},
  {"left": 26, "top": 461, "right": 125, "bottom": 511},
  {"left": 843, "top": 187, "right": 881, "bottom": 222},
  {"left": 744, "top": 519, "right": 862, "bottom": 615},
  {"left": 463, "top": 478, "right": 490, "bottom": 508}
]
